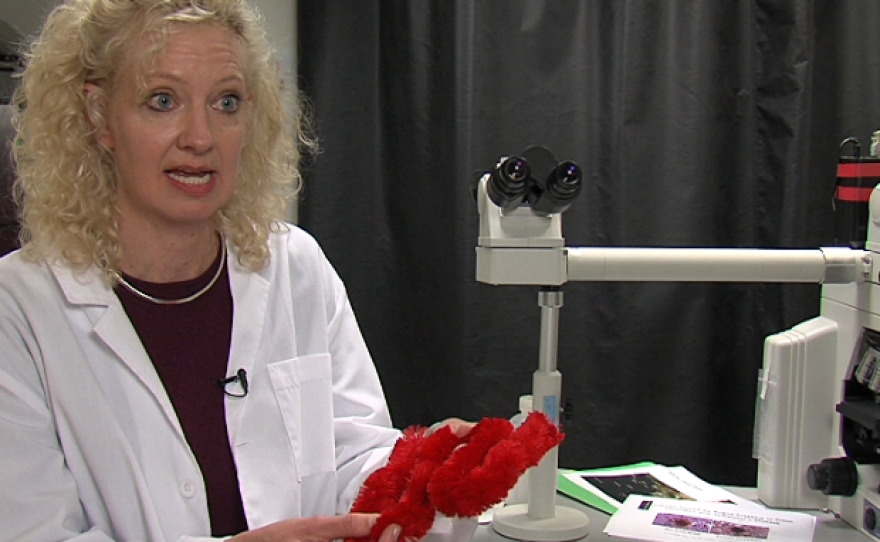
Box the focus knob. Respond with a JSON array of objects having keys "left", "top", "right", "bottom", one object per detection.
[{"left": 806, "top": 457, "right": 858, "bottom": 496}]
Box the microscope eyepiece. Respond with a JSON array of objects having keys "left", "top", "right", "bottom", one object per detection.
[
  {"left": 552, "top": 161, "right": 581, "bottom": 188},
  {"left": 528, "top": 160, "right": 583, "bottom": 216},
  {"left": 501, "top": 156, "right": 531, "bottom": 183},
  {"left": 487, "top": 156, "right": 531, "bottom": 212}
]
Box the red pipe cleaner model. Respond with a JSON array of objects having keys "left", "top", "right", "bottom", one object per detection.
[{"left": 347, "top": 411, "right": 564, "bottom": 542}]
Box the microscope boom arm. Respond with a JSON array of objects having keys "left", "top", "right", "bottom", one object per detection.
[{"left": 566, "top": 246, "right": 871, "bottom": 284}]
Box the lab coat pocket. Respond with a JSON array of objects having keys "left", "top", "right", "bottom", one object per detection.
[{"left": 267, "top": 355, "right": 336, "bottom": 478}]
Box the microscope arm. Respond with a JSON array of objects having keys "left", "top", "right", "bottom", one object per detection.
[{"left": 566, "top": 246, "right": 871, "bottom": 284}]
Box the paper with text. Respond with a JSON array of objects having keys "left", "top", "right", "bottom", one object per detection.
[
  {"left": 605, "top": 495, "right": 816, "bottom": 542},
  {"left": 561, "top": 464, "right": 766, "bottom": 514}
]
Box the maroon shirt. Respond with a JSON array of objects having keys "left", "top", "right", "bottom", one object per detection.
[{"left": 115, "top": 252, "right": 248, "bottom": 537}]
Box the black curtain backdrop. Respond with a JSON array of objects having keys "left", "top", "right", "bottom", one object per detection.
[{"left": 296, "top": 0, "right": 880, "bottom": 486}]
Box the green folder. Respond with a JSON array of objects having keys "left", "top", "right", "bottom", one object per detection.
[{"left": 557, "top": 462, "right": 658, "bottom": 515}]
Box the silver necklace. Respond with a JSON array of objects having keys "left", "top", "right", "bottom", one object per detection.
[{"left": 114, "top": 236, "right": 227, "bottom": 305}]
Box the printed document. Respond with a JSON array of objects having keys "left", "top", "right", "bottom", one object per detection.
[
  {"left": 559, "top": 463, "right": 765, "bottom": 514},
  {"left": 604, "top": 495, "right": 816, "bottom": 542}
]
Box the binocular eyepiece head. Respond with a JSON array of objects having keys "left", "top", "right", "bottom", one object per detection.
[{"left": 483, "top": 147, "right": 582, "bottom": 215}]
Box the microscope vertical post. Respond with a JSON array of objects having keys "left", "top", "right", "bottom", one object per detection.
[
  {"left": 530, "top": 287, "right": 565, "bottom": 518},
  {"left": 492, "top": 286, "right": 591, "bottom": 541}
]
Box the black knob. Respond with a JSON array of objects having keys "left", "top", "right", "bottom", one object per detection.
[
  {"left": 806, "top": 457, "right": 858, "bottom": 496},
  {"left": 866, "top": 507, "right": 876, "bottom": 531}
]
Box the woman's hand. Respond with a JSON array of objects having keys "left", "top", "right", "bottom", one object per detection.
[
  {"left": 229, "top": 513, "right": 401, "bottom": 542},
  {"left": 429, "top": 417, "right": 476, "bottom": 438}
]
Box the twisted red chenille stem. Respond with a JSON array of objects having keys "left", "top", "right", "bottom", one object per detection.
[
  {"left": 429, "top": 413, "right": 563, "bottom": 517},
  {"left": 346, "top": 412, "right": 564, "bottom": 542}
]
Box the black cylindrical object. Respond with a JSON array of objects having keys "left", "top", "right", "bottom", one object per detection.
[
  {"left": 528, "top": 160, "right": 583, "bottom": 216},
  {"left": 806, "top": 457, "right": 858, "bottom": 496},
  {"left": 487, "top": 156, "right": 531, "bottom": 213},
  {"left": 835, "top": 138, "right": 879, "bottom": 249}
]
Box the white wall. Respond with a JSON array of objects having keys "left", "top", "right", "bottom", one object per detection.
[
  {"left": 251, "top": 0, "right": 297, "bottom": 85},
  {"left": 249, "top": 0, "right": 299, "bottom": 223},
  {"left": 0, "top": 0, "right": 59, "bottom": 39}
]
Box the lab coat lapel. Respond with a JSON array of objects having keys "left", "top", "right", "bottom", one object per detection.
[
  {"left": 225, "top": 242, "right": 270, "bottom": 442},
  {"left": 51, "top": 262, "right": 186, "bottom": 437},
  {"left": 225, "top": 233, "right": 304, "bottom": 524}
]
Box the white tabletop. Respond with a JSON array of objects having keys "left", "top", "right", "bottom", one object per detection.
[{"left": 472, "top": 488, "right": 870, "bottom": 542}]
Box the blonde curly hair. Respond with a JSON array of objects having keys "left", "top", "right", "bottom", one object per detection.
[{"left": 12, "top": 0, "right": 312, "bottom": 280}]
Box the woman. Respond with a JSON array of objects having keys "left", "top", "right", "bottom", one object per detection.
[{"left": 0, "top": 1, "right": 446, "bottom": 540}]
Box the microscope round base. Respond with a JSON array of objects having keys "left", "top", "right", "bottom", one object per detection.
[{"left": 491, "top": 503, "right": 590, "bottom": 541}]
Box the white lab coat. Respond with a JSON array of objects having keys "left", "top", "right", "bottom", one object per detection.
[{"left": 0, "top": 225, "right": 401, "bottom": 542}]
